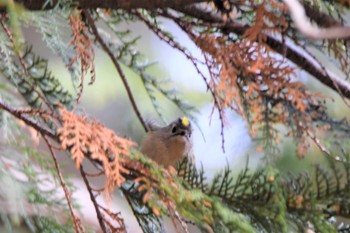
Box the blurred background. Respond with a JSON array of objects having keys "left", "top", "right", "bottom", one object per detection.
[{"left": 10, "top": 16, "right": 349, "bottom": 232}]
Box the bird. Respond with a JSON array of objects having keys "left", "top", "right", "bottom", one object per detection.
[{"left": 140, "top": 117, "right": 194, "bottom": 168}]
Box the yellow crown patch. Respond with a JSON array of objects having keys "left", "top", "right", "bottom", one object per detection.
[{"left": 181, "top": 117, "right": 189, "bottom": 127}]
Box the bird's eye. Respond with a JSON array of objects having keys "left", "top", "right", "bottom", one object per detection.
[{"left": 172, "top": 126, "right": 177, "bottom": 133}]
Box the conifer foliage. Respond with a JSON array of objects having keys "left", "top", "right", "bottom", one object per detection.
[{"left": 0, "top": 0, "right": 350, "bottom": 232}]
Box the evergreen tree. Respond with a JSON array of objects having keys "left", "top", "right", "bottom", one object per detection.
[{"left": 0, "top": 0, "right": 350, "bottom": 232}]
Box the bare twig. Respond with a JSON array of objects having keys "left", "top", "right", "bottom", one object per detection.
[
  {"left": 168, "top": 202, "right": 189, "bottom": 233},
  {"left": 84, "top": 171, "right": 104, "bottom": 177},
  {"left": 43, "top": 135, "right": 83, "bottom": 233},
  {"left": 0, "top": 15, "right": 55, "bottom": 113},
  {"left": 283, "top": 0, "right": 350, "bottom": 39},
  {"left": 296, "top": 42, "right": 350, "bottom": 109},
  {"left": 9, "top": 107, "right": 60, "bottom": 119},
  {"left": 99, "top": 205, "right": 126, "bottom": 232},
  {"left": 157, "top": 9, "right": 227, "bottom": 152},
  {"left": 133, "top": 10, "right": 204, "bottom": 66},
  {"left": 172, "top": 5, "right": 350, "bottom": 99},
  {"left": 83, "top": 10, "right": 149, "bottom": 132},
  {"left": 297, "top": 119, "right": 346, "bottom": 162},
  {"left": 0, "top": 100, "right": 56, "bottom": 139},
  {"left": 120, "top": 187, "right": 147, "bottom": 233},
  {"left": 80, "top": 165, "right": 108, "bottom": 233},
  {"left": 203, "top": 53, "right": 226, "bottom": 153},
  {"left": 304, "top": 128, "right": 344, "bottom": 162}
]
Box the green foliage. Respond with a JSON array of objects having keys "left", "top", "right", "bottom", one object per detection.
[
  {"left": 126, "top": 153, "right": 254, "bottom": 233},
  {"left": 0, "top": 0, "right": 25, "bottom": 50},
  {"left": 0, "top": 18, "right": 73, "bottom": 110},
  {"left": 97, "top": 10, "right": 198, "bottom": 125},
  {"left": 0, "top": 144, "right": 76, "bottom": 233},
  {"left": 175, "top": 157, "right": 350, "bottom": 232},
  {"left": 27, "top": 9, "right": 82, "bottom": 90},
  {"left": 121, "top": 181, "right": 165, "bottom": 233},
  {"left": 1, "top": 1, "right": 350, "bottom": 233}
]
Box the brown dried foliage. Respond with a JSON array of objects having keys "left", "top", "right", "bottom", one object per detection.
[
  {"left": 69, "top": 10, "right": 96, "bottom": 101},
  {"left": 58, "top": 108, "right": 136, "bottom": 195},
  {"left": 243, "top": 1, "right": 288, "bottom": 42},
  {"left": 194, "top": 0, "right": 318, "bottom": 152}
]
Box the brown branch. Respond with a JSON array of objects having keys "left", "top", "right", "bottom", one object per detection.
[
  {"left": 172, "top": 5, "right": 350, "bottom": 99},
  {"left": 203, "top": 53, "right": 226, "bottom": 153},
  {"left": 84, "top": 171, "right": 104, "bottom": 177},
  {"left": 133, "top": 10, "right": 203, "bottom": 65},
  {"left": 120, "top": 187, "right": 148, "bottom": 232},
  {"left": 0, "top": 100, "right": 56, "bottom": 139},
  {"left": 80, "top": 165, "right": 108, "bottom": 233},
  {"left": 43, "top": 135, "right": 83, "bottom": 233},
  {"left": 8, "top": 107, "right": 60, "bottom": 120},
  {"left": 283, "top": 0, "right": 350, "bottom": 39},
  {"left": 83, "top": 10, "right": 149, "bottom": 132},
  {"left": 303, "top": 3, "right": 341, "bottom": 28},
  {"left": 136, "top": 9, "right": 227, "bottom": 151},
  {"left": 12, "top": 0, "right": 208, "bottom": 11},
  {"left": 265, "top": 36, "right": 350, "bottom": 98},
  {"left": 304, "top": 127, "right": 347, "bottom": 163},
  {"left": 98, "top": 205, "right": 126, "bottom": 232},
  {"left": 0, "top": 15, "right": 55, "bottom": 113}
]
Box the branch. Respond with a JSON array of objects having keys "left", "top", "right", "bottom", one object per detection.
[
  {"left": 283, "top": 0, "right": 350, "bottom": 39},
  {"left": 80, "top": 165, "right": 108, "bottom": 233},
  {"left": 13, "top": 0, "right": 208, "bottom": 11},
  {"left": 0, "top": 100, "right": 56, "bottom": 139},
  {"left": 83, "top": 10, "right": 149, "bottom": 132},
  {"left": 302, "top": 2, "right": 341, "bottom": 28},
  {"left": 43, "top": 135, "right": 83, "bottom": 233},
  {"left": 172, "top": 5, "right": 350, "bottom": 98},
  {"left": 0, "top": 15, "right": 55, "bottom": 113},
  {"left": 265, "top": 36, "right": 350, "bottom": 98}
]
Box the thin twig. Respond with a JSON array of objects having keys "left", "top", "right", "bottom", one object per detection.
[
  {"left": 283, "top": 0, "right": 350, "bottom": 39},
  {"left": 297, "top": 119, "right": 346, "bottom": 162},
  {"left": 297, "top": 42, "right": 350, "bottom": 109},
  {"left": 173, "top": 5, "right": 350, "bottom": 98},
  {"left": 90, "top": 187, "right": 104, "bottom": 193},
  {"left": 84, "top": 171, "right": 104, "bottom": 177},
  {"left": 99, "top": 205, "right": 126, "bottom": 232},
  {"left": 80, "top": 165, "right": 108, "bottom": 233},
  {"left": 203, "top": 53, "right": 226, "bottom": 153},
  {"left": 42, "top": 135, "right": 83, "bottom": 233},
  {"left": 157, "top": 9, "right": 227, "bottom": 152},
  {"left": 0, "top": 100, "right": 56, "bottom": 139},
  {"left": 10, "top": 108, "right": 60, "bottom": 119},
  {"left": 0, "top": 15, "right": 55, "bottom": 113},
  {"left": 168, "top": 202, "right": 189, "bottom": 233},
  {"left": 83, "top": 10, "right": 149, "bottom": 132},
  {"left": 134, "top": 10, "right": 204, "bottom": 66},
  {"left": 121, "top": 187, "right": 147, "bottom": 232}
]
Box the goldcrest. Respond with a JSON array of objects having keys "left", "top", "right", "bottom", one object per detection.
[{"left": 140, "top": 117, "right": 194, "bottom": 167}]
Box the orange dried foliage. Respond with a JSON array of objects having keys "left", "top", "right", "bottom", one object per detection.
[
  {"left": 58, "top": 108, "right": 136, "bottom": 193},
  {"left": 197, "top": 34, "right": 309, "bottom": 115},
  {"left": 288, "top": 194, "right": 305, "bottom": 209},
  {"left": 194, "top": 0, "right": 317, "bottom": 151},
  {"left": 69, "top": 10, "right": 96, "bottom": 101},
  {"left": 243, "top": 1, "right": 288, "bottom": 42}
]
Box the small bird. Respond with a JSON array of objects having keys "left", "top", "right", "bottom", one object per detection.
[{"left": 140, "top": 117, "right": 194, "bottom": 167}]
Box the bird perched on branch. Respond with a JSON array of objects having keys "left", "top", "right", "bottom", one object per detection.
[{"left": 140, "top": 117, "right": 194, "bottom": 168}]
